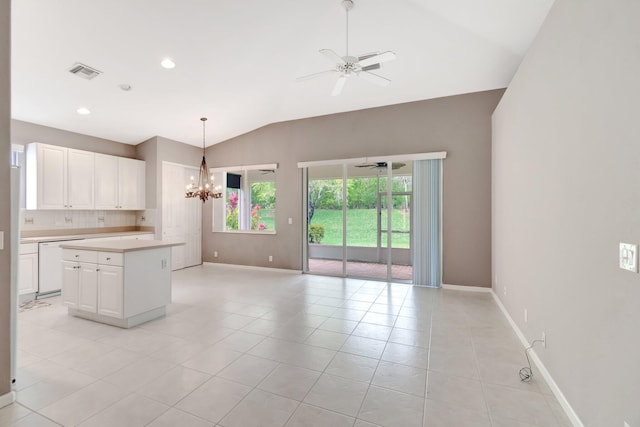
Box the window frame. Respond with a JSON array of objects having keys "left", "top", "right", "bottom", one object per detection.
[{"left": 210, "top": 163, "right": 277, "bottom": 234}]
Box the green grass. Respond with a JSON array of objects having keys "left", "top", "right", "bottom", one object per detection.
[
  {"left": 309, "top": 209, "right": 410, "bottom": 248},
  {"left": 256, "top": 208, "right": 275, "bottom": 231}
]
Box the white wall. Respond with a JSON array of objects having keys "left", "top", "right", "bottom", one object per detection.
[
  {"left": 0, "top": 0, "right": 11, "bottom": 399},
  {"left": 492, "top": 0, "right": 640, "bottom": 425}
]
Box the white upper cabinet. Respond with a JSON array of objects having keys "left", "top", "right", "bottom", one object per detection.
[
  {"left": 118, "top": 157, "right": 145, "bottom": 210},
  {"left": 94, "top": 154, "right": 119, "bottom": 209},
  {"left": 26, "top": 143, "right": 145, "bottom": 211},
  {"left": 95, "top": 153, "right": 145, "bottom": 210},
  {"left": 26, "top": 143, "right": 94, "bottom": 210},
  {"left": 67, "top": 149, "right": 95, "bottom": 209}
]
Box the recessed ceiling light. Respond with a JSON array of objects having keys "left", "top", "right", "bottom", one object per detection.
[
  {"left": 77, "top": 107, "right": 91, "bottom": 115},
  {"left": 161, "top": 58, "right": 176, "bottom": 69}
]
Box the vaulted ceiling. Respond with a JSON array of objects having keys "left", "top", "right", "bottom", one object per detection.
[{"left": 11, "top": 0, "right": 554, "bottom": 147}]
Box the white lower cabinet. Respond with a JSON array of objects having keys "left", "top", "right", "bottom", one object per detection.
[
  {"left": 62, "top": 250, "right": 123, "bottom": 319},
  {"left": 97, "top": 265, "right": 123, "bottom": 318},
  {"left": 19, "top": 243, "right": 39, "bottom": 295},
  {"left": 62, "top": 260, "right": 80, "bottom": 309},
  {"left": 78, "top": 264, "right": 99, "bottom": 313}
]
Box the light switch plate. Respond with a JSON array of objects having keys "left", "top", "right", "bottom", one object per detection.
[
  {"left": 0, "top": 231, "right": 3, "bottom": 250},
  {"left": 619, "top": 243, "right": 638, "bottom": 272}
]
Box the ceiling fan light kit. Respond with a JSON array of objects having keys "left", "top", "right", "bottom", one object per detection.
[{"left": 297, "top": 0, "right": 396, "bottom": 96}]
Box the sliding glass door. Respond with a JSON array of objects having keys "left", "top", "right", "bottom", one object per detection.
[
  {"left": 307, "top": 164, "right": 345, "bottom": 277},
  {"left": 306, "top": 161, "right": 413, "bottom": 282}
]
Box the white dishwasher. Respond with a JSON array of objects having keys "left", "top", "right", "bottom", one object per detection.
[{"left": 38, "top": 239, "right": 83, "bottom": 297}]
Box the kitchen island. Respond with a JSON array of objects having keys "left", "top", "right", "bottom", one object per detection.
[{"left": 60, "top": 239, "right": 183, "bottom": 328}]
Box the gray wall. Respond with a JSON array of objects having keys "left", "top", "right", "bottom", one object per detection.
[
  {"left": 11, "top": 120, "right": 137, "bottom": 158},
  {"left": 204, "top": 89, "right": 503, "bottom": 287},
  {"left": 492, "top": 0, "right": 640, "bottom": 425},
  {"left": 136, "top": 137, "right": 158, "bottom": 209},
  {"left": 0, "top": 0, "right": 10, "bottom": 398},
  {"left": 135, "top": 136, "right": 202, "bottom": 236}
]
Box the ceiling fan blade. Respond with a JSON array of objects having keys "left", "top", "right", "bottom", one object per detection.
[
  {"left": 359, "top": 71, "right": 390, "bottom": 87},
  {"left": 296, "top": 69, "right": 338, "bottom": 82},
  {"left": 361, "top": 63, "right": 381, "bottom": 72},
  {"left": 331, "top": 76, "right": 347, "bottom": 96},
  {"left": 358, "top": 51, "right": 396, "bottom": 68},
  {"left": 320, "top": 49, "right": 346, "bottom": 64},
  {"left": 355, "top": 164, "right": 376, "bottom": 168}
]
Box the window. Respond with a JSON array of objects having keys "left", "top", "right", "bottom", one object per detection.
[{"left": 211, "top": 164, "right": 277, "bottom": 233}]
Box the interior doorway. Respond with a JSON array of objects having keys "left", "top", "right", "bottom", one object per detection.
[{"left": 162, "top": 161, "right": 202, "bottom": 270}]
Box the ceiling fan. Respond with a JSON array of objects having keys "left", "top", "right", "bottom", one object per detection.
[
  {"left": 355, "top": 162, "right": 406, "bottom": 170},
  {"left": 296, "top": 0, "right": 396, "bottom": 96}
]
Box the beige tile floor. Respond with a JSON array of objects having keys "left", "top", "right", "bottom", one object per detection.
[
  {"left": 2, "top": 264, "right": 573, "bottom": 427},
  {"left": 308, "top": 259, "right": 413, "bottom": 281}
]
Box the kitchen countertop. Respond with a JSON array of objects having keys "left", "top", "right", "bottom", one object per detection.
[
  {"left": 60, "top": 239, "right": 184, "bottom": 253},
  {"left": 20, "top": 231, "right": 154, "bottom": 244}
]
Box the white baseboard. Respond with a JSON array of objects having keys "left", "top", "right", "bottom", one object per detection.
[
  {"left": 490, "top": 290, "right": 584, "bottom": 427},
  {"left": 442, "top": 283, "right": 492, "bottom": 292},
  {"left": 202, "top": 262, "right": 302, "bottom": 275},
  {"left": 0, "top": 390, "right": 15, "bottom": 409}
]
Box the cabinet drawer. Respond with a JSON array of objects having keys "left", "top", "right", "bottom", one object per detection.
[
  {"left": 98, "top": 252, "right": 124, "bottom": 266},
  {"left": 20, "top": 243, "right": 38, "bottom": 254},
  {"left": 62, "top": 249, "right": 98, "bottom": 263}
]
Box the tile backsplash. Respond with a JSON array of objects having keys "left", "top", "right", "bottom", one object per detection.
[{"left": 20, "top": 209, "right": 157, "bottom": 232}]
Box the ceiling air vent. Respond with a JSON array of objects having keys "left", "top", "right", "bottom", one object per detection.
[{"left": 68, "top": 63, "right": 102, "bottom": 80}]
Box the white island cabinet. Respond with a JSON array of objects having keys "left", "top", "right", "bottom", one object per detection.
[{"left": 60, "top": 239, "right": 183, "bottom": 328}]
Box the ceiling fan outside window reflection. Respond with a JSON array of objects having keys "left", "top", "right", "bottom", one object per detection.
[
  {"left": 355, "top": 162, "right": 406, "bottom": 170},
  {"left": 297, "top": 0, "right": 397, "bottom": 96}
]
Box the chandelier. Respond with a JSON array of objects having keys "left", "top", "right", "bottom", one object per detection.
[{"left": 185, "top": 117, "right": 222, "bottom": 202}]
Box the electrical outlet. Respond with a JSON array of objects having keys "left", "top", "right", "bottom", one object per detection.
[
  {"left": 268, "top": 255, "right": 273, "bottom": 262},
  {"left": 288, "top": 217, "right": 293, "bottom": 225},
  {"left": 620, "top": 243, "right": 638, "bottom": 272},
  {"left": 524, "top": 309, "right": 528, "bottom": 323},
  {"left": 503, "top": 286, "right": 507, "bottom": 296},
  {"left": 542, "top": 332, "right": 546, "bottom": 348},
  {"left": 495, "top": 275, "right": 498, "bottom": 286},
  {"left": 214, "top": 251, "right": 218, "bottom": 258}
]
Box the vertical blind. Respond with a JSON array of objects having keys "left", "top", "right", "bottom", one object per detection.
[{"left": 412, "top": 159, "right": 442, "bottom": 287}]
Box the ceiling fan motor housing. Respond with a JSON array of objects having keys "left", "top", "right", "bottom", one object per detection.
[{"left": 342, "top": 0, "right": 354, "bottom": 11}]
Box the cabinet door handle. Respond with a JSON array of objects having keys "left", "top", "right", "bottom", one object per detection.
[
  {"left": 96, "top": 268, "right": 100, "bottom": 272},
  {"left": 106, "top": 257, "right": 111, "bottom": 261},
  {"left": 75, "top": 254, "right": 79, "bottom": 258}
]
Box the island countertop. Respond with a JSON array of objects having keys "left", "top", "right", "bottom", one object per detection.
[{"left": 60, "top": 239, "right": 184, "bottom": 253}]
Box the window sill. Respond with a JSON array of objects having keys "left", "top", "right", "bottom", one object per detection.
[{"left": 213, "top": 230, "right": 277, "bottom": 235}]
